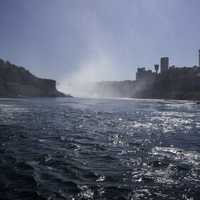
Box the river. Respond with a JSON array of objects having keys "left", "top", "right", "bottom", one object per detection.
[{"left": 0, "top": 97, "right": 200, "bottom": 200}]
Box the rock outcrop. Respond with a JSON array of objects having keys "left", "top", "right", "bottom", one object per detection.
[{"left": 0, "top": 58, "right": 66, "bottom": 97}]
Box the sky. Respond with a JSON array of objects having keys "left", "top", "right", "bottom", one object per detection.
[{"left": 0, "top": 0, "right": 200, "bottom": 90}]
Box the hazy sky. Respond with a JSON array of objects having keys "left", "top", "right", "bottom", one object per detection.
[{"left": 0, "top": 0, "right": 200, "bottom": 84}]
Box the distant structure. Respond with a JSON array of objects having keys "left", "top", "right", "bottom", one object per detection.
[
  {"left": 154, "top": 64, "right": 159, "bottom": 74},
  {"left": 136, "top": 67, "right": 155, "bottom": 81},
  {"left": 198, "top": 49, "right": 200, "bottom": 67},
  {"left": 136, "top": 50, "right": 200, "bottom": 82},
  {"left": 160, "top": 57, "right": 169, "bottom": 73}
]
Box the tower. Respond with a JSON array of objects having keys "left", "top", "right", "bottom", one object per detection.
[
  {"left": 160, "top": 57, "right": 169, "bottom": 73},
  {"left": 198, "top": 49, "right": 200, "bottom": 67},
  {"left": 154, "top": 64, "right": 159, "bottom": 74}
]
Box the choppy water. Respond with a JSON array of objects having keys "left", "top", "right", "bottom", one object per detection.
[{"left": 0, "top": 98, "right": 200, "bottom": 200}]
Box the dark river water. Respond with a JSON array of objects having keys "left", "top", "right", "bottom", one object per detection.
[{"left": 0, "top": 97, "right": 200, "bottom": 200}]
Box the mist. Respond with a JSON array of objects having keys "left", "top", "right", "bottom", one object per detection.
[{"left": 58, "top": 53, "right": 118, "bottom": 97}]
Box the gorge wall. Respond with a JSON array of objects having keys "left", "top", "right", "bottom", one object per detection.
[{"left": 0, "top": 59, "right": 65, "bottom": 97}]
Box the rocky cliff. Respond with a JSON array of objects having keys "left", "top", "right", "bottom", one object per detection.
[
  {"left": 94, "top": 67, "right": 200, "bottom": 100},
  {"left": 0, "top": 58, "right": 66, "bottom": 97}
]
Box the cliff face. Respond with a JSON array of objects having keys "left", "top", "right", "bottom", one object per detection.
[
  {"left": 149, "top": 69, "right": 200, "bottom": 100},
  {"left": 0, "top": 59, "right": 65, "bottom": 97},
  {"left": 94, "top": 67, "right": 200, "bottom": 100}
]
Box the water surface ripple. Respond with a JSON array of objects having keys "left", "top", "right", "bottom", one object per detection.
[{"left": 0, "top": 98, "right": 200, "bottom": 200}]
